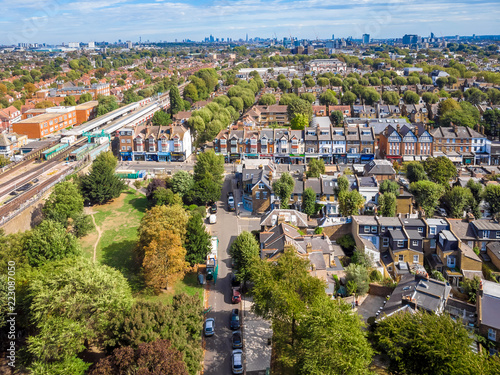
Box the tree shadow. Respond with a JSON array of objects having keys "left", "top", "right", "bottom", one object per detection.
[
  {"left": 30, "top": 203, "right": 44, "bottom": 228},
  {"left": 100, "top": 239, "right": 145, "bottom": 292},
  {"left": 129, "top": 196, "right": 149, "bottom": 213}
]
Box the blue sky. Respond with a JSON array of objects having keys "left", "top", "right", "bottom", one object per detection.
[{"left": 1, "top": 0, "right": 499, "bottom": 45}]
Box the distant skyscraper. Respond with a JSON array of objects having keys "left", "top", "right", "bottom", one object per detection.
[
  {"left": 430, "top": 32, "right": 435, "bottom": 39},
  {"left": 402, "top": 34, "right": 420, "bottom": 45},
  {"left": 127, "top": 40, "right": 132, "bottom": 49},
  {"left": 332, "top": 34, "right": 334, "bottom": 40},
  {"left": 246, "top": 33, "right": 248, "bottom": 42},
  {"left": 362, "top": 34, "right": 370, "bottom": 44}
]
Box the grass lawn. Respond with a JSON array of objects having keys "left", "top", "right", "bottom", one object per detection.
[{"left": 80, "top": 188, "right": 203, "bottom": 303}]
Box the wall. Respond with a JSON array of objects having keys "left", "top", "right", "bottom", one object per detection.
[
  {"left": 323, "top": 222, "right": 352, "bottom": 240},
  {"left": 368, "top": 283, "right": 395, "bottom": 297}
]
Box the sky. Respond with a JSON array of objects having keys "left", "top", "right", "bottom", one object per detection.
[{"left": 1, "top": 0, "right": 499, "bottom": 45}]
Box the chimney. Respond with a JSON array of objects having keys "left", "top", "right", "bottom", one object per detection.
[
  {"left": 306, "top": 242, "right": 312, "bottom": 253},
  {"left": 400, "top": 185, "right": 404, "bottom": 195},
  {"left": 268, "top": 170, "right": 273, "bottom": 184},
  {"left": 481, "top": 125, "right": 485, "bottom": 135},
  {"left": 397, "top": 124, "right": 401, "bottom": 133},
  {"left": 453, "top": 122, "right": 458, "bottom": 134}
]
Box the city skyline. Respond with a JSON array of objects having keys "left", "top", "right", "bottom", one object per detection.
[{"left": 2, "top": 0, "right": 499, "bottom": 45}]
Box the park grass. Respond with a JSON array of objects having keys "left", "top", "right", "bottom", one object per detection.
[{"left": 79, "top": 188, "right": 203, "bottom": 304}]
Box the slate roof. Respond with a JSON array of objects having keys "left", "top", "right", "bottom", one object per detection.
[{"left": 363, "top": 159, "right": 396, "bottom": 175}]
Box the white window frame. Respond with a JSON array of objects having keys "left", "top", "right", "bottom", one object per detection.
[
  {"left": 488, "top": 328, "right": 497, "bottom": 342},
  {"left": 383, "top": 237, "right": 389, "bottom": 247},
  {"left": 483, "top": 230, "right": 490, "bottom": 239},
  {"left": 398, "top": 255, "right": 404, "bottom": 262},
  {"left": 364, "top": 226, "right": 370, "bottom": 233},
  {"left": 413, "top": 255, "right": 419, "bottom": 263},
  {"left": 371, "top": 226, "right": 377, "bottom": 233},
  {"left": 412, "top": 240, "right": 418, "bottom": 247},
  {"left": 397, "top": 240, "right": 404, "bottom": 248},
  {"left": 430, "top": 227, "right": 436, "bottom": 235},
  {"left": 417, "top": 227, "right": 423, "bottom": 233}
]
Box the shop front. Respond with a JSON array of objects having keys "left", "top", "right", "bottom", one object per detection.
[
  {"left": 171, "top": 152, "right": 185, "bottom": 162},
  {"left": 242, "top": 194, "right": 253, "bottom": 211},
  {"left": 133, "top": 152, "right": 145, "bottom": 161},
  {"left": 333, "top": 154, "right": 347, "bottom": 164},
  {"left": 360, "top": 154, "right": 374, "bottom": 164},
  {"left": 321, "top": 153, "right": 333, "bottom": 164},
  {"left": 289, "top": 154, "right": 305, "bottom": 164},
  {"left": 274, "top": 154, "right": 290, "bottom": 164},
  {"left": 158, "top": 152, "right": 170, "bottom": 162},
  {"left": 120, "top": 152, "right": 133, "bottom": 161},
  {"left": 244, "top": 153, "right": 259, "bottom": 160},
  {"left": 260, "top": 153, "right": 273, "bottom": 160},
  {"left": 346, "top": 154, "right": 360, "bottom": 164},
  {"left": 146, "top": 152, "right": 158, "bottom": 162}
]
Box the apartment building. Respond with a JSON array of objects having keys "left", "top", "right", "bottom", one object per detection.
[
  {"left": 49, "top": 82, "right": 110, "bottom": 98},
  {"left": 379, "top": 124, "right": 433, "bottom": 162},
  {"left": 13, "top": 106, "right": 78, "bottom": 138}
]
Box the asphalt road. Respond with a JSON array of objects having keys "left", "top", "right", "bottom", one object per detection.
[
  {"left": 203, "top": 175, "right": 259, "bottom": 375},
  {"left": 117, "top": 161, "right": 239, "bottom": 174}
]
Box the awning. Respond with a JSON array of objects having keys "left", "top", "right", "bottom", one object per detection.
[
  {"left": 402, "top": 156, "right": 415, "bottom": 162},
  {"left": 361, "top": 155, "right": 374, "bottom": 161}
]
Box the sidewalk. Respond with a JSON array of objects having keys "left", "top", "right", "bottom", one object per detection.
[{"left": 242, "top": 295, "right": 272, "bottom": 375}]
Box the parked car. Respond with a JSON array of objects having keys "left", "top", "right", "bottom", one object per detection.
[
  {"left": 209, "top": 214, "right": 217, "bottom": 224},
  {"left": 232, "top": 287, "right": 241, "bottom": 304},
  {"left": 228, "top": 195, "right": 235, "bottom": 211},
  {"left": 230, "top": 309, "right": 240, "bottom": 330},
  {"left": 230, "top": 273, "right": 241, "bottom": 288},
  {"left": 232, "top": 330, "right": 243, "bottom": 349},
  {"left": 210, "top": 203, "right": 217, "bottom": 214},
  {"left": 204, "top": 318, "right": 215, "bottom": 337},
  {"left": 437, "top": 207, "right": 447, "bottom": 217},
  {"left": 232, "top": 349, "right": 243, "bottom": 374}
]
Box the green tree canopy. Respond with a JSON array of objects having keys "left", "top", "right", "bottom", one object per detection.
[
  {"left": 290, "top": 113, "right": 309, "bottom": 130},
  {"left": 287, "top": 97, "right": 313, "bottom": 122},
  {"left": 152, "top": 110, "right": 172, "bottom": 126},
  {"left": 273, "top": 172, "right": 295, "bottom": 208},
  {"left": 403, "top": 90, "right": 420, "bottom": 104},
  {"left": 379, "top": 179, "right": 400, "bottom": 196},
  {"left": 379, "top": 192, "right": 397, "bottom": 217},
  {"left": 424, "top": 156, "right": 457, "bottom": 185},
  {"left": 338, "top": 190, "right": 364, "bottom": 216},
  {"left": 169, "top": 86, "right": 183, "bottom": 115},
  {"left": 301, "top": 187, "right": 317, "bottom": 217},
  {"left": 259, "top": 93, "right": 277, "bottom": 105},
  {"left": 185, "top": 212, "right": 211, "bottom": 266},
  {"left": 382, "top": 91, "right": 400, "bottom": 105},
  {"left": 484, "top": 184, "right": 500, "bottom": 216},
  {"left": 171, "top": 170, "right": 194, "bottom": 197},
  {"left": 443, "top": 186, "right": 473, "bottom": 218},
  {"left": 43, "top": 180, "right": 84, "bottom": 225},
  {"left": 306, "top": 158, "right": 325, "bottom": 178},
  {"left": 405, "top": 161, "right": 428, "bottom": 183},
  {"left": 230, "top": 231, "right": 260, "bottom": 284},
  {"left": 330, "top": 110, "right": 343, "bottom": 126},
  {"left": 410, "top": 180, "right": 445, "bottom": 217}
]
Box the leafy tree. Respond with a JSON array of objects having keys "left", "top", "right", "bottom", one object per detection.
[
  {"left": 422, "top": 92, "right": 439, "bottom": 104},
  {"left": 382, "top": 91, "right": 400, "bottom": 105},
  {"left": 80, "top": 151, "right": 125, "bottom": 205},
  {"left": 316, "top": 77, "right": 330, "bottom": 87},
  {"left": 342, "top": 90, "right": 357, "bottom": 105},
  {"left": 464, "top": 87, "right": 487, "bottom": 105},
  {"left": 443, "top": 186, "right": 473, "bottom": 218},
  {"left": 304, "top": 77, "right": 315, "bottom": 87},
  {"left": 362, "top": 88, "right": 380, "bottom": 105},
  {"left": 194, "top": 175, "right": 222, "bottom": 205},
  {"left": 23, "top": 220, "right": 81, "bottom": 267},
  {"left": 278, "top": 94, "right": 297, "bottom": 106},
  {"left": 152, "top": 110, "right": 172, "bottom": 126},
  {"left": 152, "top": 187, "right": 183, "bottom": 207},
  {"left": 78, "top": 92, "right": 93, "bottom": 104},
  {"left": 267, "top": 79, "right": 278, "bottom": 88},
  {"left": 484, "top": 184, "right": 500, "bottom": 216},
  {"left": 438, "top": 98, "right": 461, "bottom": 117},
  {"left": 410, "top": 180, "right": 445, "bottom": 217},
  {"left": 143, "top": 229, "right": 188, "bottom": 292},
  {"left": 90, "top": 339, "right": 188, "bottom": 375},
  {"left": 337, "top": 234, "right": 356, "bottom": 253},
  {"left": 306, "top": 158, "right": 325, "bottom": 178},
  {"left": 338, "top": 190, "right": 364, "bottom": 216},
  {"left": 107, "top": 296, "right": 203, "bottom": 374},
  {"left": 436, "top": 76, "right": 448, "bottom": 88},
  {"left": 379, "top": 179, "right": 400, "bottom": 196},
  {"left": 406, "top": 161, "right": 428, "bottom": 183},
  {"left": 185, "top": 212, "right": 211, "bottom": 266},
  {"left": 35, "top": 100, "right": 55, "bottom": 109},
  {"left": 292, "top": 78, "right": 302, "bottom": 88},
  {"left": 193, "top": 149, "right": 224, "bottom": 185},
  {"left": 27, "top": 258, "right": 133, "bottom": 369},
  {"left": 259, "top": 93, "right": 277, "bottom": 105},
  {"left": 230, "top": 231, "right": 260, "bottom": 284},
  {"left": 330, "top": 110, "right": 343, "bottom": 126},
  {"left": 300, "top": 92, "right": 315, "bottom": 104},
  {"left": 345, "top": 263, "right": 370, "bottom": 295},
  {"left": 96, "top": 95, "right": 119, "bottom": 116},
  {"left": 302, "top": 187, "right": 317, "bottom": 217},
  {"left": 229, "top": 96, "right": 244, "bottom": 111},
  {"left": 295, "top": 295, "right": 373, "bottom": 375},
  {"left": 351, "top": 248, "right": 373, "bottom": 268},
  {"left": 171, "top": 170, "right": 194, "bottom": 197},
  {"left": 146, "top": 178, "right": 167, "bottom": 201},
  {"left": 63, "top": 95, "right": 77, "bottom": 106},
  {"left": 379, "top": 192, "right": 397, "bottom": 217},
  {"left": 169, "top": 86, "right": 183, "bottom": 115},
  {"left": 42, "top": 180, "right": 86, "bottom": 229},
  {"left": 287, "top": 97, "right": 313, "bottom": 122},
  {"left": 273, "top": 172, "right": 295, "bottom": 208},
  {"left": 336, "top": 175, "right": 349, "bottom": 195},
  {"left": 28, "top": 356, "right": 90, "bottom": 375},
  {"left": 136, "top": 204, "right": 188, "bottom": 263},
  {"left": 278, "top": 79, "right": 291, "bottom": 91},
  {"left": 403, "top": 90, "right": 420, "bottom": 104},
  {"left": 466, "top": 179, "right": 483, "bottom": 218},
  {"left": 290, "top": 113, "right": 309, "bottom": 130},
  {"left": 460, "top": 276, "right": 482, "bottom": 304},
  {"left": 250, "top": 247, "right": 326, "bottom": 370},
  {"left": 424, "top": 156, "right": 457, "bottom": 185},
  {"left": 318, "top": 90, "right": 338, "bottom": 106},
  {"left": 373, "top": 311, "right": 500, "bottom": 375}
]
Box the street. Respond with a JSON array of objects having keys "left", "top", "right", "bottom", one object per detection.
[
  {"left": 117, "top": 160, "right": 240, "bottom": 175},
  {"left": 203, "top": 175, "right": 260, "bottom": 375}
]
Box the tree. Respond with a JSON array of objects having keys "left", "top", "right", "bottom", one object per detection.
[
  {"left": 422, "top": 92, "right": 439, "bottom": 104},
  {"left": 194, "top": 175, "right": 222, "bottom": 205},
  {"left": 362, "top": 88, "right": 380, "bottom": 105},
  {"left": 22, "top": 220, "right": 81, "bottom": 267},
  {"left": 295, "top": 295, "right": 373, "bottom": 375},
  {"left": 382, "top": 91, "right": 400, "bottom": 105},
  {"left": 63, "top": 95, "right": 77, "bottom": 106},
  {"left": 443, "top": 186, "right": 473, "bottom": 218},
  {"left": 302, "top": 188, "right": 317, "bottom": 217},
  {"left": 267, "top": 79, "right": 278, "bottom": 89},
  {"left": 438, "top": 98, "right": 460, "bottom": 117},
  {"left": 338, "top": 190, "right": 364, "bottom": 216},
  {"left": 379, "top": 192, "right": 397, "bottom": 217},
  {"left": 316, "top": 77, "right": 330, "bottom": 87},
  {"left": 306, "top": 158, "right": 325, "bottom": 178},
  {"left": 351, "top": 248, "right": 373, "bottom": 268},
  {"left": 90, "top": 340, "right": 188, "bottom": 375},
  {"left": 336, "top": 175, "right": 349, "bottom": 195},
  {"left": 229, "top": 96, "right": 243, "bottom": 111},
  {"left": 230, "top": 231, "right": 260, "bottom": 284},
  {"left": 80, "top": 151, "right": 125, "bottom": 205},
  {"left": 278, "top": 79, "right": 291, "bottom": 92},
  {"left": 318, "top": 90, "right": 338, "bottom": 106},
  {"left": 143, "top": 229, "right": 188, "bottom": 293},
  {"left": 330, "top": 110, "right": 343, "bottom": 126},
  {"left": 464, "top": 87, "right": 487, "bottom": 105},
  {"left": 345, "top": 263, "right": 370, "bottom": 295},
  {"left": 171, "top": 170, "right": 194, "bottom": 197},
  {"left": 299, "top": 93, "right": 315, "bottom": 104},
  {"left": 341, "top": 90, "right": 357, "bottom": 105},
  {"left": 106, "top": 296, "right": 203, "bottom": 374},
  {"left": 373, "top": 311, "right": 499, "bottom": 375},
  {"left": 410, "top": 180, "right": 445, "bottom": 217},
  {"left": 279, "top": 93, "right": 298, "bottom": 105},
  {"left": 27, "top": 258, "right": 133, "bottom": 369},
  {"left": 424, "top": 156, "right": 457, "bottom": 185},
  {"left": 292, "top": 78, "right": 302, "bottom": 88},
  {"left": 460, "top": 276, "right": 482, "bottom": 304},
  {"left": 287, "top": 97, "right": 313, "bottom": 122},
  {"left": 96, "top": 95, "right": 119, "bottom": 116},
  {"left": 406, "top": 161, "right": 427, "bottom": 183},
  {"left": 169, "top": 86, "right": 183, "bottom": 115},
  {"left": 403, "top": 90, "right": 420, "bottom": 104},
  {"left": 43, "top": 181, "right": 84, "bottom": 225},
  {"left": 436, "top": 76, "right": 448, "bottom": 88},
  {"left": 152, "top": 110, "right": 172, "bottom": 126},
  {"left": 250, "top": 247, "right": 326, "bottom": 370},
  {"left": 185, "top": 212, "right": 211, "bottom": 266},
  {"left": 466, "top": 179, "right": 483, "bottom": 218},
  {"left": 78, "top": 92, "right": 93, "bottom": 104},
  {"left": 183, "top": 83, "right": 198, "bottom": 102},
  {"left": 259, "top": 93, "right": 276, "bottom": 105},
  {"left": 290, "top": 113, "right": 309, "bottom": 130},
  {"left": 35, "top": 100, "right": 55, "bottom": 109},
  {"left": 193, "top": 149, "right": 224, "bottom": 185},
  {"left": 136, "top": 204, "right": 188, "bottom": 264},
  {"left": 152, "top": 187, "right": 183, "bottom": 207},
  {"left": 379, "top": 179, "right": 400, "bottom": 196},
  {"left": 273, "top": 172, "right": 295, "bottom": 208},
  {"left": 484, "top": 184, "right": 500, "bottom": 216}
]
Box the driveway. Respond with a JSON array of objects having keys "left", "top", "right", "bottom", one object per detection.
[{"left": 356, "top": 295, "right": 386, "bottom": 323}]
